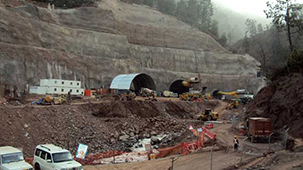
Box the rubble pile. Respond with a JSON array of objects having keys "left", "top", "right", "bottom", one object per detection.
[{"left": 0, "top": 100, "right": 215, "bottom": 156}]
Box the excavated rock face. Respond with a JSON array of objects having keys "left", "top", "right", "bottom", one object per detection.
[
  {"left": 0, "top": 0, "right": 264, "bottom": 94},
  {"left": 246, "top": 73, "right": 303, "bottom": 138}
]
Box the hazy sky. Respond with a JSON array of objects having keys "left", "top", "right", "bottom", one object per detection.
[{"left": 213, "top": 0, "right": 303, "bottom": 17}]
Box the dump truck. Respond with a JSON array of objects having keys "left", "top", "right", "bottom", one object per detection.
[{"left": 245, "top": 117, "right": 273, "bottom": 142}]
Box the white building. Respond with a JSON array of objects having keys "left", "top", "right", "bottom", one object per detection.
[{"left": 30, "top": 79, "right": 84, "bottom": 95}]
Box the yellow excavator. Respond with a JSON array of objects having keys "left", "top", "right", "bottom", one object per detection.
[
  {"left": 216, "top": 91, "right": 239, "bottom": 109},
  {"left": 179, "top": 77, "right": 203, "bottom": 101}
]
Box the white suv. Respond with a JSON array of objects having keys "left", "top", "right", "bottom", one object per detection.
[
  {"left": 33, "top": 144, "right": 83, "bottom": 170},
  {"left": 0, "top": 146, "right": 33, "bottom": 170}
]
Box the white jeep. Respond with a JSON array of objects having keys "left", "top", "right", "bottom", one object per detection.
[
  {"left": 33, "top": 144, "right": 83, "bottom": 170},
  {"left": 0, "top": 146, "right": 33, "bottom": 170}
]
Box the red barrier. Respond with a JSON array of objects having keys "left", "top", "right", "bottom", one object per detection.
[
  {"left": 202, "top": 127, "right": 216, "bottom": 140},
  {"left": 205, "top": 123, "right": 214, "bottom": 129}
]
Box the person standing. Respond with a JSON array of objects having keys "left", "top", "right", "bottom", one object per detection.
[
  {"left": 67, "top": 89, "right": 72, "bottom": 103},
  {"left": 234, "top": 136, "right": 239, "bottom": 152}
]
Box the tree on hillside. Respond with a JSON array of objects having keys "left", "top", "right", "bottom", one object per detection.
[
  {"left": 245, "top": 18, "right": 257, "bottom": 37},
  {"left": 142, "top": 0, "right": 154, "bottom": 7},
  {"left": 199, "top": 0, "right": 214, "bottom": 31},
  {"left": 257, "top": 24, "right": 264, "bottom": 33},
  {"left": 219, "top": 33, "right": 227, "bottom": 46},
  {"left": 175, "top": 0, "right": 188, "bottom": 21},
  {"left": 210, "top": 20, "right": 219, "bottom": 37},
  {"left": 242, "top": 34, "right": 250, "bottom": 53},
  {"left": 187, "top": 0, "right": 201, "bottom": 26},
  {"left": 156, "top": 0, "right": 176, "bottom": 15},
  {"left": 265, "top": 0, "right": 303, "bottom": 51}
]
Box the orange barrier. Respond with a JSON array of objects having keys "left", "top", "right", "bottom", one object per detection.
[
  {"left": 202, "top": 127, "right": 216, "bottom": 140},
  {"left": 156, "top": 132, "right": 205, "bottom": 158},
  {"left": 156, "top": 143, "right": 185, "bottom": 158}
]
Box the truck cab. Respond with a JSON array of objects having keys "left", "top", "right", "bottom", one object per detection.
[{"left": 0, "top": 146, "right": 33, "bottom": 170}]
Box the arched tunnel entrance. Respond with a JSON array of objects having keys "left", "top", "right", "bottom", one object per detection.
[
  {"left": 110, "top": 73, "right": 156, "bottom": 94},
  {"left": 130, "top": 74, "right": 156, "bottom": 92},
  {"left": 169, "top": 80, "right": 189, "bottom": 95},
  {"left": 212, "top": 89, "right": 222, "bottom": 99}
]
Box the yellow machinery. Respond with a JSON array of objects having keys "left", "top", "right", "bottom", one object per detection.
[
  {"left": 180, "top": 77, "right": 203, "bottom": 101},
  {"left": 198, "top": 108, "right": 219, "bottom": 121},
  {"left": 179, "top": 93, "right": 202, "bottom": 101},
  {"left": 139, "top": 88, "right": 157, "bottom": 101},
  {"left": 181, "top": 77, "right": 200, "bottom": 87},
  {"left": 217, "top": 91, "right": 239, "bottom": 109},
  {"left": 53, "top": 94, "right": 68, "bottom": 104},
  {"left": 38, "top": 94, "right": 68, "bottom": 105}
]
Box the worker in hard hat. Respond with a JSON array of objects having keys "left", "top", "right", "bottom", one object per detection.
[{"left": 233, "top": 136, "right": 239, "bottom": 152}]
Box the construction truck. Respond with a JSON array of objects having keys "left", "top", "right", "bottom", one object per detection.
[
  {"left": 244, "top": 117, "right": 273, "bottom": 143},
  {"left": 198, "top": 108, "right": 219, "bottom": 121}
]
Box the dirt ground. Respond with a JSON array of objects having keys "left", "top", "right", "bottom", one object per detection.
[{"left": 84, "top": 151, "right": 253, "bottom": 170}]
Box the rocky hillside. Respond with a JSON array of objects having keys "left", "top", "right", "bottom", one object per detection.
[
  {"left": 246, "top": 73, "right": 303, "bottom": 138},
  {"left": 0, "top": 0, "right": 264, "bottom": 94}
]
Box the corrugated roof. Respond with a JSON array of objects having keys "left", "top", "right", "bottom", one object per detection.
[
  {"left": 110, "top": 73, "right": 156, "bottom": 90},
  {"left": 110, "top": 73, "right": 140, "bottom": 90}
]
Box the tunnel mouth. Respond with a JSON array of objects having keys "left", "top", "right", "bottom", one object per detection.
[
  {"left": 131, "top": 74, "right": 156, "bottom": 92},
  {"left": 212, "top": 89, "right": 222, "bottom": 99},
  {"left": 169, "top": 80, "right": 189, "bottom": 95},
  {"left": 110, "top": 73, "right": 156, "bottom": 93}
]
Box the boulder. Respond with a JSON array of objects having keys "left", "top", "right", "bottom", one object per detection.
[{"left": 119, "top": 135, "right": 130, "bottom": 142}]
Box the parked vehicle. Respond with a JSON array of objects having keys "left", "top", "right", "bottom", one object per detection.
[
  {"left": 245, "top": 117, "right": 273, "bottom": 142},
  {"left": 0, "top": 146, "right": 33, "bottom": 170},
  {"left": 33, "top": 144, "right": 83, "bottom": 170}
]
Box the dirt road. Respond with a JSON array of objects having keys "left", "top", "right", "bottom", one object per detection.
[{"left": 85, "top": 151, "right": 254, "bottom": 170}]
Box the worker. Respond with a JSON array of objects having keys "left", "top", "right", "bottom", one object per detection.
[
  {"left": 233, "top": 136, "right": 239, "bottom": 152},
  {"left": 67, "top": 89, "right": 72, "bottom": 103}
]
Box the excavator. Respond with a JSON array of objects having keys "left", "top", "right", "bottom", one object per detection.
[
  {"left": 214, "top": 91, "right": 239, "bottom": 109},
  {"left": 179, "top": 77, "right": 204, "bottom": 101}
]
